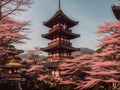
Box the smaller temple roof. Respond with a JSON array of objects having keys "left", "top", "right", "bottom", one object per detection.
[
  {"left": 42, "top": 28, "right": 80, "bottom": 40},
  {"left": 43, "top": 9, "right": 78, "bottom": 28},
  {"left": 0, "top": 59, "right": 26, "bottom": 69},
  {"left": 112, "top": 5, "right": 120, "bottom": 20},
  {"left": 41, "top": 43, "right": 80, "bottom": 52},
  {"left": 6, "top": 59, "right": 21, "bottom": 66}
]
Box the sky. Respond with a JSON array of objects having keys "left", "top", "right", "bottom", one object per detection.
[{"left": 13, "top": 0, "right": 119, "bottom": 54}]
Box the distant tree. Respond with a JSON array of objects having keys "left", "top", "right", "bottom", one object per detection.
[
  {"left": 27, "top": 47, "right": 41, "bottom": 64},
  {"left": 0, "top": 0, "right": 32, "bottom": 20}
]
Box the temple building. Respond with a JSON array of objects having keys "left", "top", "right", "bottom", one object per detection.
[
  {"left": 112, "top": 5, "right": 120, "bottom": 20},
  {"left": 41, "top": 0, "right": 80, "bottom": 60},
  {"left": 0, "top": 57, "right": 26, "bottom": 90}
]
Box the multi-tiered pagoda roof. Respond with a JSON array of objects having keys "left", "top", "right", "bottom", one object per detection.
[{"left": 41, "top": 0, "right": 80, "bottom": 60}]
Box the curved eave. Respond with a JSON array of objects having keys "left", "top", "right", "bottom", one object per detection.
[
  {"left": 41, "top": 29, "right": 80, "bottom": 40},
  {"left": 41, "top": 44, "right": 80, "bottom": 52},
  {"left": 112, "top": 5, "right": 120, "bottom": 20},
  {"left": 0, "top": 65, "right": 27, "bottom": 69},
  {"left": 43, "top": 10, "right": 78, "bottom": 28}
]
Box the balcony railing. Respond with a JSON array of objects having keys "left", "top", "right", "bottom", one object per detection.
[
  {"left": 49, "top": 24, "right": 71, "bottom": 33},
  {"left": 48, "top": 40, "right": 72, "bottom": 46},
  {"left": 48, "top": 54, "right": 71, "bottom": 60}
]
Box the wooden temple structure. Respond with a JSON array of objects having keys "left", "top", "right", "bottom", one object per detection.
[
  {"left": 112, "top": 5, "right": 120, "bottom": 20},
  {"left": 41, "top": 0, "right": 80, "bottom": 60},
  {"left": 0, "top": 59, "right": 22, "bottom": 82},
  {"left": 0, "top": 57, "right": 26, "bottom": 90}
]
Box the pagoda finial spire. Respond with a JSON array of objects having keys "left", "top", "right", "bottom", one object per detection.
[{"left": 58, "top": 0, "right": 61, "bottom": 10}]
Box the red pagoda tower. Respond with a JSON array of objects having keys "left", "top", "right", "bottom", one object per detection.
[{"left": 41, "top": 0, "right": 80, "bottom": 60}]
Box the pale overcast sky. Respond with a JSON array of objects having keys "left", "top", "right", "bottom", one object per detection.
[{"left": 13, "top": 0, "right": 118, "bottom": 53}]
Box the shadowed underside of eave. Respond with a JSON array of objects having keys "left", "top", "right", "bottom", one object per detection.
[
  {"left": 112, "top": 5, "right": 120, "bottom": 20},
  {"left": 41, "top": 29, "right": 80, "bottom": 40},
  {"left": 43, "top": 10, "right": 79, "bottom": 28},
  {"left": 41, "top": 43, "right": 80, "bottom": 52}
]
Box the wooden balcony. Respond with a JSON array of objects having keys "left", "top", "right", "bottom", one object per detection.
[
  {"left": 48, "top": 55, "right": 71, "bottom": 60},
  {"left": 48, "top": 40, "right": 72, "bottom": 46},
  {"left": 49, "top": 25, "right": 72, "bottom": 33}
]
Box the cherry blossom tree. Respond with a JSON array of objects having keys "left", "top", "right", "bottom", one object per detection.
[
  {"left": 96, "top": 21, "right": 120, "bottom": 61},
  {"left": 26, "top": 47, "right": 41, "bottom": 64},
  {"left": 0, "top": 0, "right": 32, "bottom": 20},
  {"left": 49, "top": 54, "right": 91, "bottom": 90},
  {"left": 0, "top": 0, "right": 32, "bottom": 64},
  {"left": 76, "top": 21, "right": 120, "bottom": 90},
  {"left": 31, "top": 54, "right": 92, "bottom": 90},
  {"left": 0, "top": 17, "right": 29, "bottom": 54},
  {"left": 26, "top": 62, "right": 51, "bottom": 90},
  {"left": 0, "top": 16, "right": 29, "bottom": 64},
  {"left": 76, "top": 54, "right": 120, "bottom": 90},
  {"left": 26, "top": 53, "right": 119, "bottom": 90}
]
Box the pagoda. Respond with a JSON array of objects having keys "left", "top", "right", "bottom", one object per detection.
[{"left": 41, "top": 0, "right": 80, "bottom": 60}]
